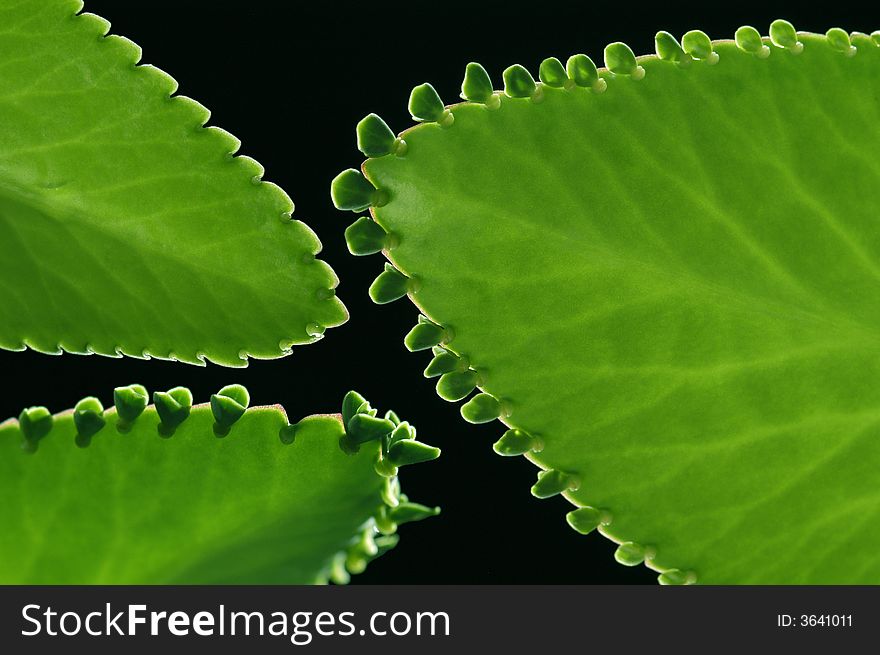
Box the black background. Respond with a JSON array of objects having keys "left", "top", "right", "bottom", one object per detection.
[{"left": 2, "top": 1, "right": 876, "bottom": 584}]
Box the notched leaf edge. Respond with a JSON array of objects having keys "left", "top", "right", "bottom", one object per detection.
[
  {"left": 331, "top": 20, "right": 880, "bottom": 584},
  {"left": 3, "top": 383, "right": 440, "bottom": 584},
  {"left": 1, "top": 2, "right": 348, "bottom": 367}
]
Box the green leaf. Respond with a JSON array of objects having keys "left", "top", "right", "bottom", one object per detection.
[
  {"left": 338, "top": 26, "right": 880, "bottom": 583},
  {"left": 0, "top": 1, "right": 346, "bottom": 367},
  {"left": 0, "top": 386, "right": 439, "bottom": 583},
  {"left": 502, "top": 64, "right": 537, "bottom": 99},
  {"left": 460, "top": 62, "right": 496, "bottom": 105}
]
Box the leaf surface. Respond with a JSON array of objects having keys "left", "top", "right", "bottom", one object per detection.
[
  {"left": 0, "top": 0, "right": 346, "bottom": 366},
  {"left": 0, "top": 387, "right": 439, "bottom": 583},
  {"left": 338, "top": 29, "right": 880, "bottom": 583}
]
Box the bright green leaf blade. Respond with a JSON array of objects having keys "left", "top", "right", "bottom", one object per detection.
[
  {"left": 0, "top": 1, "right": 347, "bottom": 367},
  {"left": 347, "top": 31, "right": 880, "bottom": 583},
  {"left": 0, "top": 388, "right": 438, "bottom": 583}
]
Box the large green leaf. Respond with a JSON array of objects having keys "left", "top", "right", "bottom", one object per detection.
[
  {"left": 0, "top": 0, "right": 346, "bottom": 367},
  {"left": 0, "top": 385, "right": 439, "bottom": 583},
  {"left": 334, "top": 24, "right": 880, "bottom": 583}
]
